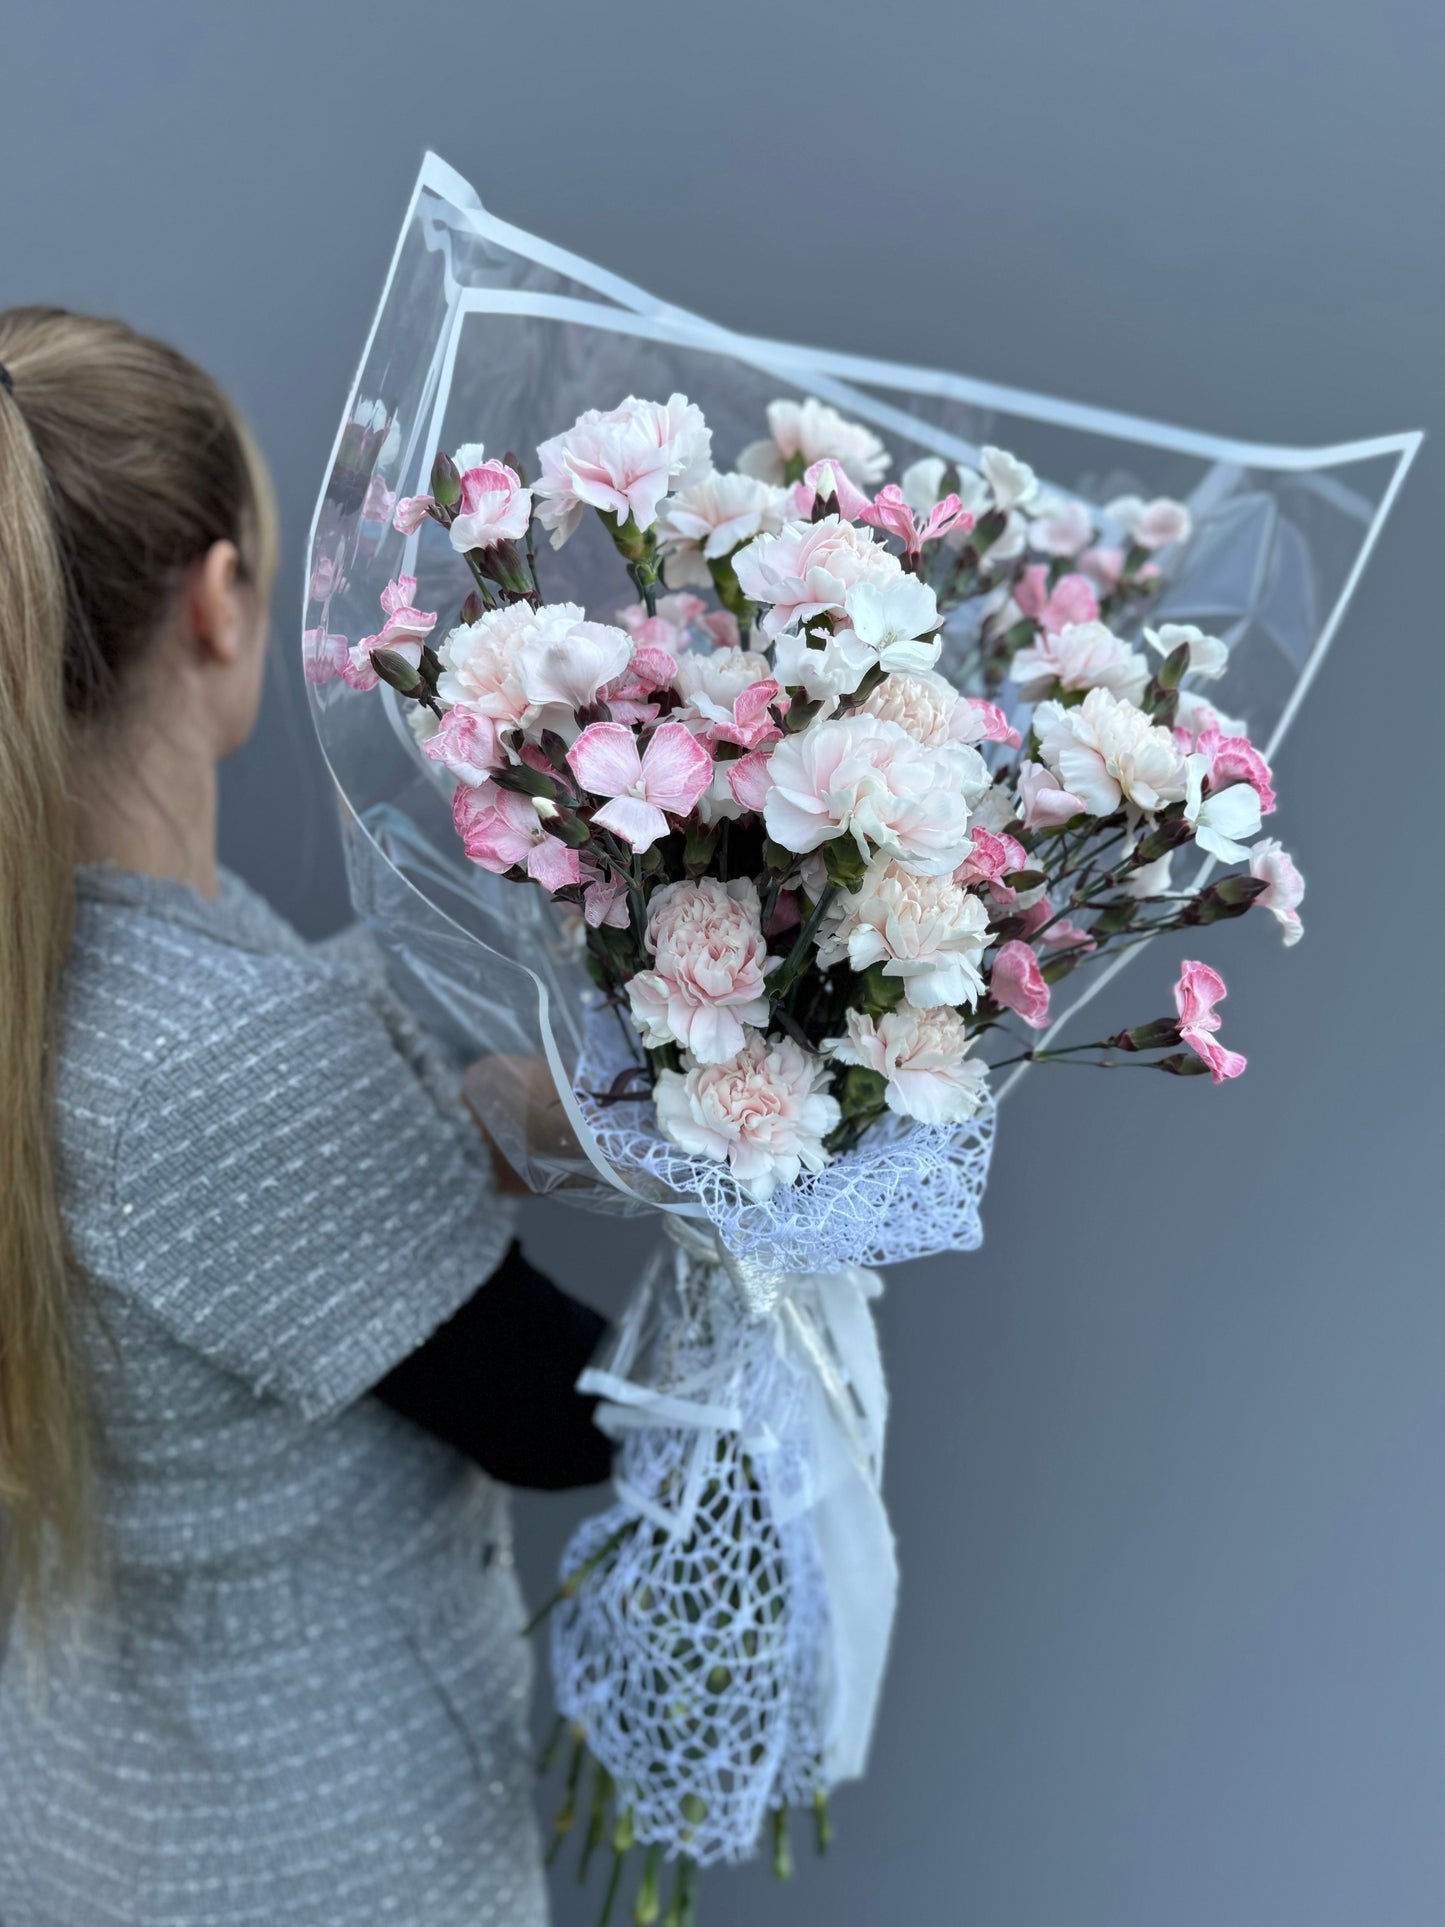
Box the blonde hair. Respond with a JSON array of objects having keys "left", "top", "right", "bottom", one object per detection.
[{"left": 0, "top": 308, "right": 276, "bottom": 1619}]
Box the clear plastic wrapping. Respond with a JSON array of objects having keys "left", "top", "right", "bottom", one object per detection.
[{"left": 305, "top": 152, "right": 1419, "bottom": 1178}]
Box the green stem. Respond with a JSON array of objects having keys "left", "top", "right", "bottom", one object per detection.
[{"left": 769, "top": 883, "right": 837, "bottom": 1003}]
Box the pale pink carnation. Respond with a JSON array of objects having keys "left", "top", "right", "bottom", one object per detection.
[
  {"left": 435, "top": 600, "right": 539, "bottom": 727},
  {"left": 1027, "top": 496, "right": 1094, "bottom": 558},
  {"left": 514, "top": 606, "right": 634, "bottom": 738},
  {"left": 817, "top": 860, "right": 993, "bottom": 1009},
  {"left": 732, "top": 515, "right": 901, "bottom": 639},
  {"left": 625, "top": 878, "right": 778, "bottom": 1064},
  {"left": 1174, "top": 959, "right": 1246, "bottom": 1082},
  {"left": 450, "top": 459, "right": 532, "bottom": 553},
  {"left": 423, "top": 703, "right": 504, "bottom": 787},
  {"left": 827, "top": 1007, "right": 989, "bottom": 1126},
  {"left": 1016, "top": 759, "right": 1088, "bottom": 830},
  {"left": 1078, "top": 544, "right": 1124, "bottom": 593},
  {"left": 1106, "top": 494, "right": 1193, "bottom": 551},
  {"left": 857, "top": 669, "right": 966, "bottom": 748},
  {"left": 534, "top": 393, "right": 711, "bottom": 547},
  {"left": 1034, "top": 688, "right": 1188, "bottom": 817},
  {"left": 988, "top": 939, "right": 1051, "bottom": 1029},
  {"left": 657, "top": 470, "right": 791, "bottom": 584},
  {"left": 1010, "top": 617, "right": 1148, "bottom": 704},
  {"left": 392, "top": 493, "right": 435, "bottom": 535},
  {"left": 1248, "top": 838, "right": 1305, "bottom": 946},
  {"left": 738, "top": 397, "right": 890, "bottom": 488},
  {"left": 761, "top": 715, "right": 975, "bottom": 875},
  {"left": 654, "top": 1032, "right": 841, "bottom": 1201}
]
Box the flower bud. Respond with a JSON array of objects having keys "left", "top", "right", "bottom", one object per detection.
[
  {"left": 493, "top": 763, "right": 562, "bottom": 802},
  {"left": 546, "top": 812, "right": 592, "bottom": 849},
  {"left": 459, "top": 589, "right": 486, "bottom": 626},
  {"left": 1111, "top": 1017, "right": 1181, "bottom": 1052},
  {"left": 368, "top": 648, "right": 423, "bottom": 697},
  {"left": 1159, "top": 1050, "right": 1211, "bottom": 1076},
  {"left": 430, "top": 449, "right": 462, "bottom": 508},
  {"left": 1134, "top": 808, "right": 1194, "bottom": 864},
  {"left": 532, "top": 795, "right": 559, "bottom": 822}
]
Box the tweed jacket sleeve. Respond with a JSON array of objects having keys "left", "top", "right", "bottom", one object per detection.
[{"left": 109, "top": 955, "right": 517, "bottom": 1421}]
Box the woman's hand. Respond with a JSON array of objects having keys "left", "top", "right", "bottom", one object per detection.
[{"left": 462, "top": 1053, "right": 583, "bottom": 1195}]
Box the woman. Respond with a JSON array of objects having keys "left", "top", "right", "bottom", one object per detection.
[{"left": 0, "top": 308, "right": 607, "bottom": 1925}]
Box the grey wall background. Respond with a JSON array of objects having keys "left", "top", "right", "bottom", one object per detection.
[{"left": 4, "top": 2, "right": 1443, "bottom": 1920}]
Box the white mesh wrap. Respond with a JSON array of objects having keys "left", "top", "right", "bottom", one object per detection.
[
  {"left": 550, "top": 1242, "right": 832, "bottom": 1866},
  {"left": 549, "top": 1016, "right": 998, "bottom": 1864},
  {"left": 573, "top": 1012, "right": 997, "bottom": 1273}
]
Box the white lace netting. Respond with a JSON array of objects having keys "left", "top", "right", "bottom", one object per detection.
[
  {"left": 573, "top": 1009, "right": 996, "bottom": 1271},
  {"left": 550, "top": 1247, "right": 830, "bottom": 1867},
  {"left": 549, "top": 1013, "right": 999, "bottom": 1865}
]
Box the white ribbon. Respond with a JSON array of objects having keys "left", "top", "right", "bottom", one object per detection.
[{"left": 577, "top": 1219, "right": 899, "bottom": 1784}]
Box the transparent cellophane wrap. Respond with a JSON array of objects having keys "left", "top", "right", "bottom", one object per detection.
[
  {"left": 309, "top": 151, "right": 1418, "bottom": 1194},
  {"left": 306, "top": 155, "right": 1418, "bottom": 1865}
]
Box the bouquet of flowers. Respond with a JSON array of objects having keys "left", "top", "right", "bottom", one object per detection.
[{"left": 304, "top": 157, "right": 1418, "bottom": 1923}]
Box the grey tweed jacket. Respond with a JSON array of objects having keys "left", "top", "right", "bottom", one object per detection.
[{"left": 0, "top": 865, "right": 548, "bottom": 1927}]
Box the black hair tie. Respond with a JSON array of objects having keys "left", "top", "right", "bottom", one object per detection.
[{"left": 0, "top": 364, "right": 13, "bottom": 395}]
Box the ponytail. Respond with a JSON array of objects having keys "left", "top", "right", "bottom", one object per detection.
[
  {"left": 0, "top": 364, "right": 85, "bottom": 1620},
  {"left": 0, "top": 309, "right": 276, "bottom": 1620}
]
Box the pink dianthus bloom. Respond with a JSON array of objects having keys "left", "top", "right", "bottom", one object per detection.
[
  {"left": 988, "top": 939, "right": 1051, "bottom": 1029},
  {"left": 1173, "top": 959, "right": 1247, "bottom": 1082}
]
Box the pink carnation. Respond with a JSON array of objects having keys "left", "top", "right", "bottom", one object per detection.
[
  {"left": 732, "top": 515, "right": 900, "bottom": 639},
  {"left": 450, "top": 460, "right": 532, "bottom": 553},
  {"left": 955, "top": 697, "right": 1022, "bottom": 750},
  {"left": 671, "top": 648, "right": 783, "bottom": 751},
  {"left": 954, "top": 827, "right": 1028, "bottom": 891},
  {"left": 791, "top": 458, "right": 874, "bottom": 524},
  {"left": 1173, "top": 959, "right": 1247, "bottom": 1082},
  {"left": 988, "top": 939, "right": 1051, "bottom": 1029},
  {"left": 534, "top": 393, "right": 711, "bottom": 547},
  {"left": 1016, "top": 759, "right": 1087, "bottom": 830},
  {"left": 302, "top": 626, "right": 350, "bottom": 685},
  {"left": 393, "top": 493, "right": 436, "bottom": 535},
  {"left": 1194, "top": 727, "right": 1277, "bottom": 814},
  {"left": 625, "top": 878, "right": 778, "bottom": 1064},
  {"left": 452, "top": 783, "right": 580, "bottom": 893},
  {"left": 347, "top": 576, "right": 437, "bottom": 691},
  {"left": 863, "top": 482, "right": 972, "bottom": 558},
  {"left": 617, "top": 591, "right": 710, "bottom": 652},
  {"left": 1013, "top": 565, "right": 1100, "bottom": 636},
  {"left": 423, "top": 704, "right": 504, "bottom": 787},
  {"left": 1248, "top": 838, "right": 1305, "bottom": 946},
  {"left": 566, "top": 720, "right": 713, "bottom": 853},
  {"left": 654, "top": 1032, "right": 841, "bottom": 1202}
]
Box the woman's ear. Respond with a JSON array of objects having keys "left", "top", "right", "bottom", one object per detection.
[{"left": 187, "top": 539, "right": 247, "bottom": 668}]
